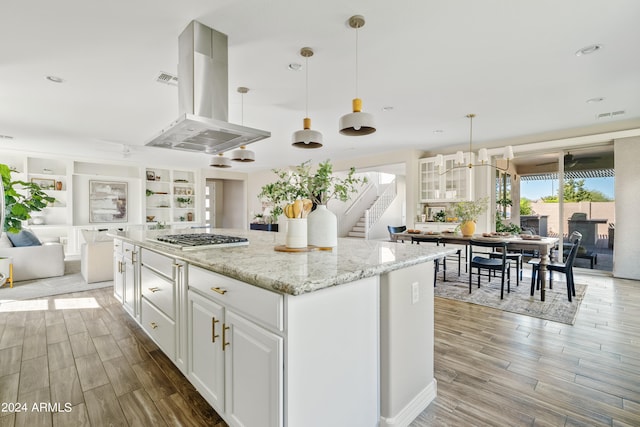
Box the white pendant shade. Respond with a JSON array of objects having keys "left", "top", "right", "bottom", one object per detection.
[
  {"left": 292, "top": 48, "right": 323, "bottom": 149},
  {"left": 455, "top": 150, "right": 465, "bottom": 165},
  {"left": 339, "top": 99, "right": 376, "bottom": 136},
  {"left": 435, "top": 154, "right": 444, "bottom": 168},
  {"left": 210, "top": 153, "right": 231, "bottom": 168},
  {"left": 503, "top": 145, "right": 514, "bottom": 160},
  {"left": 231, "top": 146, "right": 255, "bottom": 162},
  {"left": 478, "top": 148, "right": 489, "bottom": 163},
  {"left": 340, "top": 16, "right": 376, "bottom": 136},
  {"left": 293, "top": 117, "right": 323, "bottom": 148}
]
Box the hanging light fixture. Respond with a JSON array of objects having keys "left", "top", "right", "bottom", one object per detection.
[
  {"left": 292, "top": 47, "right": 323, "bottom": 149},
  {"left": 339, "top": 15, "right": 376, "bottom": 136},
  {"left": 441, "top": 114, "right": 514, "bottom": 174},
  {"left": 231, "top": 87, "right": 256, "bottom": 161},
  {"left": 210, "top": 153, "right": 231, "bottom": 168}
]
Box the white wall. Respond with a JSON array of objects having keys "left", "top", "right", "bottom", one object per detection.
[{"left": 613, "top": 137, "right": 640, "bottom": 279}]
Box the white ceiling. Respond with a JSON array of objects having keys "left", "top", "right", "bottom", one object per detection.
[{"left": 1, "top": 0, "right": 639, "bottom": 172}]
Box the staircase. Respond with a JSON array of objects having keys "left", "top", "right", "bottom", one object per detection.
[
  {"left": 348, "top": 216, "right": 368, "bottom": 238},
  {"left": 347, "top": 179, "right": 397, "bottom": 238}
]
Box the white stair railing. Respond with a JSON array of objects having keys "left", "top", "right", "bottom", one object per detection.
[{"left": 364, "top": 178, "right": 397, "bottom": 238}]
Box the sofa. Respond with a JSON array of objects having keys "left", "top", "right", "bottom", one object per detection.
[{"left": 0, "top": 239, "right": 65, "bottom": 281}]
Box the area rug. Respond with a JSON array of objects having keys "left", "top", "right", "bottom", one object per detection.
[
  {"left": 435, "top": 271, "right": 587, "bottom": 325},
  {"left": 0, "top": 260, "right": 112, "bottom": 305}
]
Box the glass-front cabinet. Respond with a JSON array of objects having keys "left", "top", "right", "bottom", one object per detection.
[{"left": 419, "top": 154, "right": 474, "bottom": 202}]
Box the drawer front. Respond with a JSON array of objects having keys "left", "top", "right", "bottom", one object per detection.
[
  {"left": 141, "top": 248, "right": 174, "bottom": 279},
  {"left": 141, "top": 297, "right": 176, "bottom": 360},
  {"left": 189, "top": 265, "right": 283, "bottom": 331},
  {"left": 141, "top": 266, "right": 175, "bottom": 319}
]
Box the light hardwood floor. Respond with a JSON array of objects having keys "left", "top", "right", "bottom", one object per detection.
[{"left": 1, "top": 270, "right": 639, "bottom": 426}]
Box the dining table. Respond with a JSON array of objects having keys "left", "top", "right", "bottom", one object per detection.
[{"left": 392, "top": 232, "right": 560, "bottom": 301}]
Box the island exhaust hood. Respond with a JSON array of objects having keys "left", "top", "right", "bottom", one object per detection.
[{"left": 146, "top": 21, "right": 270, "bottom": 154}]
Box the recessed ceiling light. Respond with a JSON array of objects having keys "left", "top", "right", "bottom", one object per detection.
[
  {"left": 46, "top": 75, "right": 64, "bottom": 83},
  {"left": 288, "top": 63, "right": 302, "bottom": 71},
  {"left": 575, "top": 44, "right": 602, "bottom": 56},
  {"left": 586, "top": 97, "right": 605, "bottom": 104}
]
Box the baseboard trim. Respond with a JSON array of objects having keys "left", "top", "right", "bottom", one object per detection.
[{"left": 379, "top": 379, "right": 437, "bottom": 427}]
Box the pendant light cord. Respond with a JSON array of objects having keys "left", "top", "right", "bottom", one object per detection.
[
  {"left": 305, "top": 55, "right": 309, "bottom": 117},
  {"left": 355, "top": 24, "right": 359, "bottom": 99}
]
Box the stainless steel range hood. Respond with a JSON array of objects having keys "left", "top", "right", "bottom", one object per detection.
[{"left": 146, "top": 21, "right": 270, "bottom": 154}]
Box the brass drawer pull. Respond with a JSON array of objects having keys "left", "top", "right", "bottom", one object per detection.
[
  {"left": 212, "top": 317, "right": 219, "bottom": 343},
  {"left": 148, "top": 287, "right": 160, "bottom": 293},
  {"left": 211, "top": 287, "right": 227, "bottom": 295},
  {"left": 222, "top": 323, "right": 230, "bottom": 351},
  {"left": 150, "top": 322, "right": 158, "bottom": 329}
]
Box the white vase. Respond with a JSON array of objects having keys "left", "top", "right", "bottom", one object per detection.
[
  {"left": 286, "top": 218, "right": 308, "bottom": 248},
  {"left": 307, "top": 205, "right": 337, "bottom": 248}
]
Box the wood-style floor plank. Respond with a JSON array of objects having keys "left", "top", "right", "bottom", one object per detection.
[{"left": 1, "top": 270, "right": 639, "bottom": 427}]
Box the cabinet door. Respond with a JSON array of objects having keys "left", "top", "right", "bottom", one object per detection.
[
  {"left": 419, "top": 159, "right": 441, "bottom": 201},
  {"left": 123, "top": 256, "right": 136, "bottom": 317},
  {"left": 188, "top": 291, "right": 225, "bottom": 413},
  {"left": 224, "top": 310, "right": 283, "bottom": 427},
  {"left": 113, "top": 256, "right": 124, "bottom": 303}
]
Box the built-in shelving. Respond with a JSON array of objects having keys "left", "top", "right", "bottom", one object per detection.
[{"left": 145, "top": 168, "right": 197, "bottom": 225}]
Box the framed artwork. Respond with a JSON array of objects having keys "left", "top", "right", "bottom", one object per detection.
[
  {"left": 31, "top": 178, "right": 55, "bottom": 190},
  {"left": 89, "top": 180, "right": 128, "bottom": 223}
]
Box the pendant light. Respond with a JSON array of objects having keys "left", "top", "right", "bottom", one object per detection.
[
  {"left": 231, "top": 87, "right": 256, "bottom": 161},
  {"left": 441, "top": 114, "right": 514, "bottom": 174},
  {"left": 292, "top": 47, "right": 323, "bottom": 148},
  {"left": 339, "top": 15, "right": 376, "bottom": 136},
  {"left": 210, "top": 153, "right": 231, "bottom": 168}
]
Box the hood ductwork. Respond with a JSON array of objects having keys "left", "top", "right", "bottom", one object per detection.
[{"left": 146, "top": 21, "right": 270, "bottom": 154}]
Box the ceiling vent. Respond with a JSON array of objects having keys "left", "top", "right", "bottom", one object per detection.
[
  {"left": 156, "top": 71, "right": 178, "bottom": 86},
  {"left": 596, "top": 110, "right": 626, "bottom": 120}
]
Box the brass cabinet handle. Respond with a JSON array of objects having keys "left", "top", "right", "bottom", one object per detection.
[
  {"left": 117, "top": 260, "right": 123, "bottom": 273},
  {"left": 222, "top": 323, "right": 230, "bottom": 351},
  {"left": 211, "top": 287, "right": 227, "bottom": 295},
  {"left": 150, "top": 322, "right": 158, "bottom": 329},
  {"left": 148, "top": 287, "right": 160, "bottom": 293},
  {"left": 212, "top": 317, "right": 219, "bottom": 343},
  {"left": 131, "top": 251, "right": 137, "bottom": 264}
]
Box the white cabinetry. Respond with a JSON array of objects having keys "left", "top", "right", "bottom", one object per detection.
[
  {"left": 113, "top": 239, "right": 138, "bottom": 318},
  {"left": 139, "top": 247, "right": 186, "bottom": 371},
  {"left": 187, "top": 265, "right": 283, "bottom": 427},
  {"left": 419, "top": 154, "right": 474, "bottom": 202},
  {"left": 415, "top": 222, "right": 460, "bottom": 233}
]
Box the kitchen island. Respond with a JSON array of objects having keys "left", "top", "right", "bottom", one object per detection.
[{"left": 111, "top": 228, "right": 453, "bottom": 427}]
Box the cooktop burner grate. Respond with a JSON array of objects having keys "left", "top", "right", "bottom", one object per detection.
[{"left": 152, "top": 233, "right": 249, "bottom": 250}]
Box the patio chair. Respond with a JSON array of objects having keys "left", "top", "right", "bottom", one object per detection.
[{"left": 468, "top": 239, "right": 512, "bottom": 299}]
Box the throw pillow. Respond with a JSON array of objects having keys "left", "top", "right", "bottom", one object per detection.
[{"left": 7, "top": 229, "right": 42, "bottom": 247}]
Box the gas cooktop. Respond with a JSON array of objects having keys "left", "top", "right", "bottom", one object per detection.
[{"left": 150, "top": 233, "right": 249, "bottom": 250}]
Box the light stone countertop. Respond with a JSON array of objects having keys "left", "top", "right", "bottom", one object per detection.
[{"left": 111, "top": 228, "right": 455, "bottom": 296}]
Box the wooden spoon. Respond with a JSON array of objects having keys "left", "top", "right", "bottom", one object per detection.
[
  {"left": 293, "top": 200, "right": 303, "bottom": 218},
  {"left": 302, "top": 199, "right": 313, "bottom": 218}
]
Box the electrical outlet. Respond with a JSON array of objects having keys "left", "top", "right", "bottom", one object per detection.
[{"left": 412, "top": 282, "right": 419, "bottom": 304}]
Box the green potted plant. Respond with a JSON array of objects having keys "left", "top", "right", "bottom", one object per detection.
[
  {"left": 176, "top": 197, "right": 192, "bottom": 208},
  {"left": 1, "top": 164, "right": 55, "bottom": 234},
  {"left": 259, "top": 160, "right": 367, "bottom": 247},
  {"left": 452, "top": 197, "right": 489, "bottom": 236}
]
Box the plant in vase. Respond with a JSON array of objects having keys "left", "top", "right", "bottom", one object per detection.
[
  {"left": 176, "top": 197, "right": 192, "bottom": 208},
  {"left": 259, "top": 160, "right": 366, "bottom": 248},
  {"left": 298, "top": 160, "right": 367, "bottom": 247},
  {"left": 1, "top": 163, "right": 55, "bottom": 234},
  {"left": 452, "top": 197, "right": 489, "bottom": 237}
]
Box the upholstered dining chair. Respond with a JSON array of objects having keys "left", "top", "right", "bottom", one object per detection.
[
  {"left": 529, "top": 231, "right": 582, "bottom": 302},
  {"left": 387, "top": 225, "right": 407, "bottom": 242},
  {"left": 468, "top": 239, "right": 512, "bottom": 299}
]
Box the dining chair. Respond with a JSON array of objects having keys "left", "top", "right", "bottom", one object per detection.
[
  {"left": 387, "top": 225, "right": 407, "bottom": 242},
  {"left": 468, "top": 239, "right": 512, "bottom": 299},
  {"left": 529, "top": 231, "right": 582, "bottom": 302},
  {"left": 489, "top": 249, "right": 522, "bottom": 287},
  {"left": 411, "top": 235, "right": 444, "bottom": 286}
]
